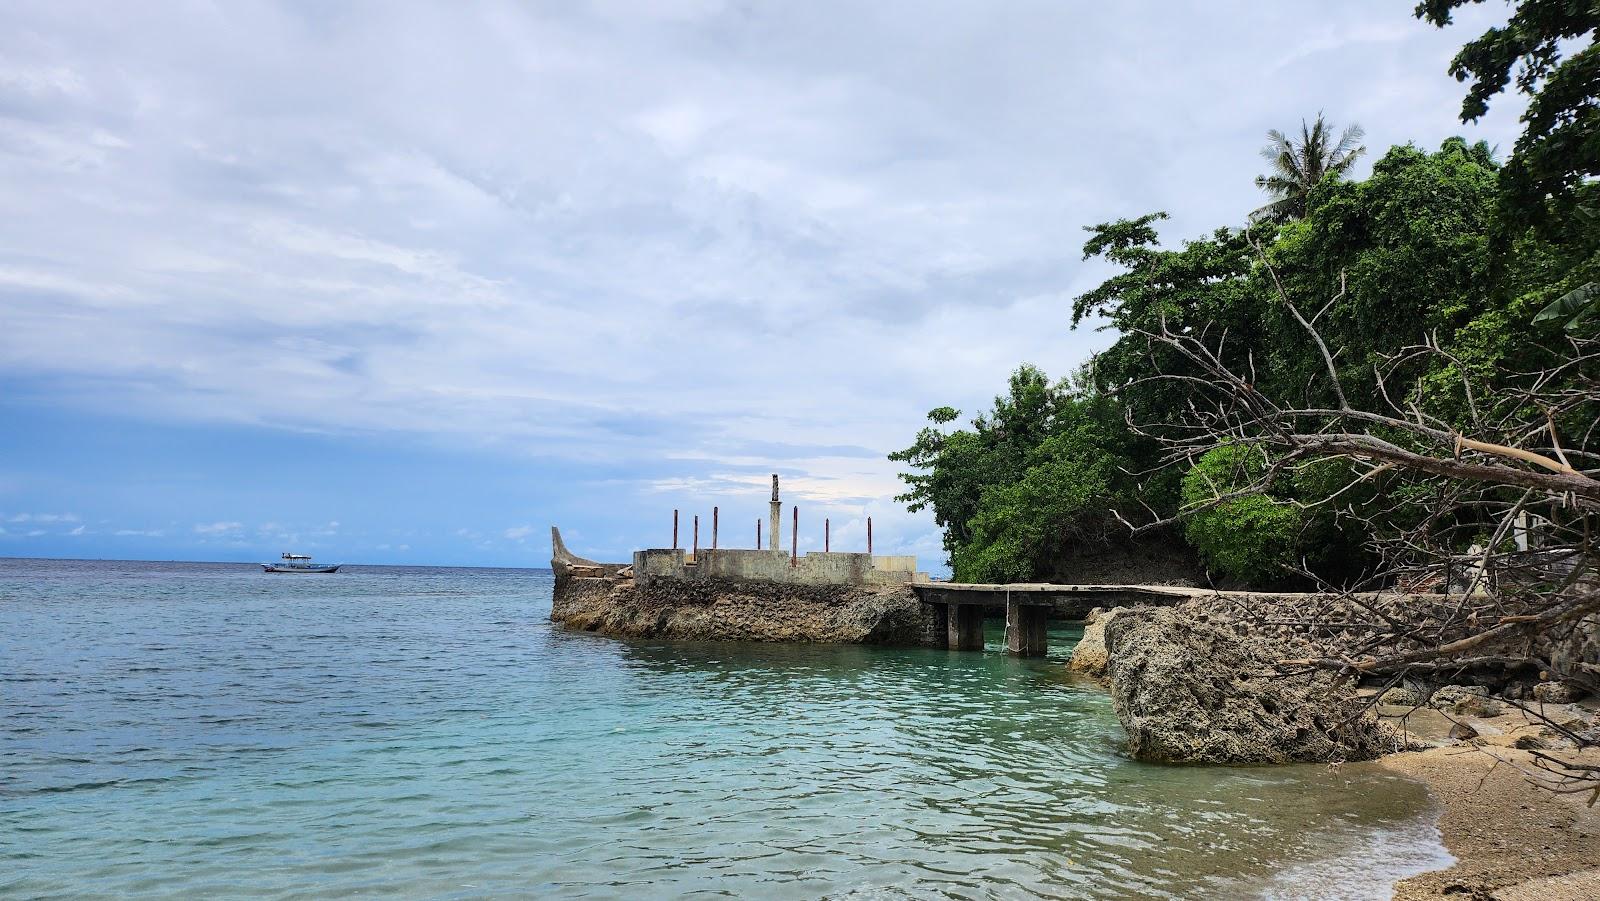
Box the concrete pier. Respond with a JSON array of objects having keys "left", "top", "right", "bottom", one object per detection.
[
  {"left": 910, "top": 581, "right": 1348, "bottom": 656},
  {"left": 1005, "top": 597, "right": 1049, "bottom": 657},
  {"left": 946, "top": 602, "right": 985, "bottom": 651},
  {"left": 920, "top": 601, "right": 948, "bottom": 647}
]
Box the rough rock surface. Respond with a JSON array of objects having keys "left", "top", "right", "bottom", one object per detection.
[
  {"left": 1067, "top": 607, "right": 1124, "bottom": 679},
  {"left": 1430, "top": 685, "right": 1503, "bottom": 717},
  {"left": 1534, "top": 680, "right": 1588, "bottom": 704},
  {"left": 1380, "top": 685, "right": 1423, "bottom": 707},
  {"left": 1101, "top": 605, "right": 1403, "bottom": 763},
  {"left": 551, "top": 574, "right": 923, "bottom": 645}
]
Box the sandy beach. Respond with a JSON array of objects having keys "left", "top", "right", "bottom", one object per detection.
[{"left": 1372, "top": 706, "right": 1600, "bottom": 900}]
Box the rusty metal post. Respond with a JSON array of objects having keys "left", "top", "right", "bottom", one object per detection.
[
  {"left": 867, "top": 516, "right": 873, "bottom": 555},
  {"left": 825, "top": 518, "right": 830, "bottom": 553},
  {"left": 692, "top": 515, "right": 699, "bottom": 560},
  {"left": 791, "top": 505, "right": 798, "bottom": 567},
  {"left": 712, "top": 506, "right": 719, "bottom": 550},
  {"left": 756, "top": 519, "right": 761, "bottom": 550},
  {"left": 673, "top": 509, "right": 679, "bottom": 549}
]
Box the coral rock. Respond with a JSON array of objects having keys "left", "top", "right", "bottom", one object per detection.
[
  {"left": 1533, "top": 681, "right": 1587, "bottom": 705},
  {"left": 1101, "top": 606, "right": 1400, "bottom": 764}
]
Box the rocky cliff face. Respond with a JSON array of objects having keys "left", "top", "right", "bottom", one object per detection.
[
  {"left": 552, "top": 573, "right": 924, "bottom": 645},
  {"left": 1101, "top": 605, "right": 1404, "bottom": 763}
]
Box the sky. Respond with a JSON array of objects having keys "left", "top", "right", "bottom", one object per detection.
[{"left": 0, "top": 0, "right": 1528, "bottom": 569}]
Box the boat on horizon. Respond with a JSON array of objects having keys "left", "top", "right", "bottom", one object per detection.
[{"left": 261, "top": 553, "right": 341, "bottom": 574}]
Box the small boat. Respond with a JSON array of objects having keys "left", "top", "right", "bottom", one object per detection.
[{"left": 262, "top": 553, "right": 341, "bottom": 574}]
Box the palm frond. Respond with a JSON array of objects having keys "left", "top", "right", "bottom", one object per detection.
[{"left": 1252, "top": 113, "right": 1366, "bottom": 221}]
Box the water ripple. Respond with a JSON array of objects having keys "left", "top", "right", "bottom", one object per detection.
[{"left": 0, "top": 558, "right": 1447, "bottom": 899}]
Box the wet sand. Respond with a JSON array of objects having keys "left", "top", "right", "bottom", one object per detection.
[{"left": 1369, "top": 705, "right": 1600, "bottom": 900}]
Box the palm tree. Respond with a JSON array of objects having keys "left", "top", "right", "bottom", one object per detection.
[{"left": 1252, "top": 114, "right": 1366, "bottom": 223}]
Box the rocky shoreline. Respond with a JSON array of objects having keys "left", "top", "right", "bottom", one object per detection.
[
  {"left": 1066, "top": 598, "right": 1600, "bottom": 897},
  {"left": 553, "top": 570, "right": 924, "bottom": 644}
]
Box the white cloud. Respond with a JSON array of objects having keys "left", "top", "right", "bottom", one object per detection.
[
  {"left": 6, "top": 512, "right": 80, "bottom": 523},
  {"left": 503, "top": 525, "right": 536, "bottom": 540},
  {"left": 194, "top": 521, "right": 243, "bottom": 535},
  {"left": 0, "top": 1, "right": 1528, "bottom": 568}
]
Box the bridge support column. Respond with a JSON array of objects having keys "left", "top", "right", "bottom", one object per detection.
[
  {"left": 920, "top": 602, "right": 949, "bottom": 648},
  {"left": 947, "top": 603, "right": 984, "bottom": 651},
  {"left": 1005, "top": 599, "right": 1049, "bottom": 657}
]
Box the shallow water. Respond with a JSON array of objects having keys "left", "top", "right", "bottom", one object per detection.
[{"left": 0, "top": 558, "right": 1448, "bottom": 898}]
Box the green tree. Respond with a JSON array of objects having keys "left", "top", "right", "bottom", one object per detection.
[
  {"left": 1069, "top": 139, "right": 1545, "bottom": 586},
  {"left": 1416, "top": 0, "right": 1599, "bottom": 233},
  {"left": 1252, "top": 114, "right": 1367, "bottom": 223},
  {"left": 890, "top": 366, "right": 1065, "bottom": 567},
  {"left": 890, "top": 365, "right": 1151, "bottom": 582},
  {"left": 1267, "top": 138, "right": 1503, "bottom": 414},
  {"left": 1073, "top": 216, "right": 1266, "bottom": 432}
]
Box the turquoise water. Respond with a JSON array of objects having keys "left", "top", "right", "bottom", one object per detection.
[{"left": 1, "top": 558, "right": 1448, "bottom": 898}]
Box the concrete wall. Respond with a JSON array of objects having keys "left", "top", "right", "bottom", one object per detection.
[{"left": 634, "top": 547, "right": 928, "bottom": 588}]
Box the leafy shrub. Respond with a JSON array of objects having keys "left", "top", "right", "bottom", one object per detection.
[{"left": 1181, "top": 445, "right": 1302, "bottom": 583}]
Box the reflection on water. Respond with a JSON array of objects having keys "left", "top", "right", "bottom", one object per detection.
[{"left": 1, "top": 559, "right": 1446, "bottom": 898}]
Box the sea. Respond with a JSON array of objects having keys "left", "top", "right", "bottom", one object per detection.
[{"left": 1, "top": 558, "right": 1452, "bottom": 899}]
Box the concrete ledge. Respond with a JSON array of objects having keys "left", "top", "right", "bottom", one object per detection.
[{"left": 635, "top": 547, "right": 928, "bottom": 588}]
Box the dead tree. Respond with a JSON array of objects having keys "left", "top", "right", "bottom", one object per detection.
[{"left": 1108, "top": 241, "right": 1600, "bottom": 798}]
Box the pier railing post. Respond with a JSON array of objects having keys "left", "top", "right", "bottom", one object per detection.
[
  {"left": 673, "top": 509, "right": 679, "bottom": 550},
  {"left": 791, "top": 505, "right": 798, "bottom": 567},
  {"left": 867, "top": 517, "right": 873, "bottom": 556},
  {"left": 692, "top": 515, "right": 699, "bottom": 560},
  {"left": 825, "top": 518, "right": 830, "bottom": 553},
  {"left": 712, "top": 506, "right": 718, "bottom": 550},
  {"left": 756, "top": 520, "right": 761, "bottom": 550}
]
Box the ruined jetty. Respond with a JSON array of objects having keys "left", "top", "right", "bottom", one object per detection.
[
  {"left": 550, "top": 476, "right": 936, "bottom": 645},
  {"left": 550, "top": 475, "right": 1216, "bottom": 651}
]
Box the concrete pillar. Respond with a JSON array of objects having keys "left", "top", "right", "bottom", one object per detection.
[
  {"left": 947, "top": 603, "right": 984, "bottom": 651},
  {"left": 920, "top": 602, "right": 949, "bottom": 648},
  {"left": 1005, "top": 598, "right": 1049, "bottom": 657},
  {"left": 769, "top": 473, "right": 781, "bottom": 553}
]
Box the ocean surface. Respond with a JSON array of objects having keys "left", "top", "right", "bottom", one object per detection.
[{"left": 1, "top": 558, "right": 1450, "bottom": 899}]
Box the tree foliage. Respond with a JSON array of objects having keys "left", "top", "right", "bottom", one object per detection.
[
  {"left": 1416, "top": 0, "right": 1600, "bottom": 232},
  {"left": 894, "top": 4, "right": 1598, "bottom": 588},
  {"left": 890, "top": 366, "right": 1152, "bottom": 583},
  {"left": 895, "top": 138, "right": 1594, "bottom": 586}
]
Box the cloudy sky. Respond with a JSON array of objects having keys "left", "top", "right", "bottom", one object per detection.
[{"left": 1, "top": 0, "right": 1525, "bottom": 568}]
